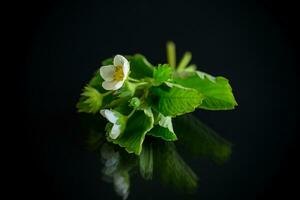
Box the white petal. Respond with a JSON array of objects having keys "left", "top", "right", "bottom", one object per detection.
[
  {"left": 113, "top": 55, "right": 128, "bottom": 67},
  {"left": 100, "top": 65, "right": 115, "bottom": 81},
  {"left": 110, "top": 124, "right": 121, "bottom": 139},
  {"left": 105, "top": 110, "right": 118, "bottom": 123},
  {"left": 100, "top": 109, "right": 118, "bottom": 123},
  {"left": 112, "top": 81, "right": 124, "bottom": 90},
  {"left": 100, "top": 109, "right": 107, "bottom": 118},
  {"left": 102, "top": 80, "right": 117, "bottom": 90},
  {"left": 122, "top": 60, "right": 130, "bottom": 78},
  {"left": 102, "top": 80, "right": 124, "bottom": 90}
]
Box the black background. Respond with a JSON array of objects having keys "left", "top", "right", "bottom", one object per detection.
[{"left": 15, "top": 0, "right": 299, "bottom": 199}]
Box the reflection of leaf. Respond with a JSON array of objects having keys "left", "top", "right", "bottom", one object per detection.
[
  {"left": 152, "top": 140, "right": 198, "bottom": 192},
  {"left": 79, "top": 113, "right": 107, "bottom": 151},
  {"left": 173, "top": 114, "right": 232, "bottom": 164},
  {"left": 139, "top": 142, "right": 153, "bottom": 180},
  {"left": 85, "top": 129, "right": 105, "bottom": 151}
]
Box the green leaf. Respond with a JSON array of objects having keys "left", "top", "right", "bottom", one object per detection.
[
  {"left": 116, "top": 81, "right": 136, "bottom": 98},
  {"left": 157, "top": 114, "right": 174, "bottom": 132},
  {"left": 148, "top": 114, "right": 177, "bottom": 141},
  {"left": 148, "top": 126, "right": 177, "bottom": 141},
  {"left": 150, "top": 83, "right": 204, "bottom": 117},
  {"left": 128, "top": 54, "right": 154, "bottom": 79},
  {"left": 101, "top": 57, "right": 113, "bottom": 66},
  {"left": 112, "top": 108, "right": 154, "bottom": 155},
  {"left": 87, "top": 71, "right": 105, "bottom": 92},
  {"left": 77, "top": 86, "right": 103, "bottom": 113},
  {"left": 173, "top": 114, "right": 232, "bottom": 164},
  {"left": 139, "top": 142, "right": 153, "bottom": 180},
  {"left": 153, "top": 64, "right": 173, "bottom": 85},
  {"left": 152, "top": 140, "right": 198, "bottom": 192},
  {"left": 174, "top": 71, "right": 237, "bottom": 110}
]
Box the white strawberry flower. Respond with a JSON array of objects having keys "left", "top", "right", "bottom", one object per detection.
[
  {"left": 100, "top": 55, "right": 130, "bottom": 90},
  {"left": 100, "top": 109, "right": 126, "bottom": 139}
]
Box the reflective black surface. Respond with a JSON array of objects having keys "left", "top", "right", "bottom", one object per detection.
[{"left": 21, "top": 0, "right": 298, "bottom": 199}]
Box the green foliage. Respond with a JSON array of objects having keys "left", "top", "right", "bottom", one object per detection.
[
  {"left": 157, "top": 114, "right": 174, "bottom": 133},
  {"left": 87, "top": 70, "right": 105, "bottom": 92},
  {"left": 117, "top": 81, "right": 136, "bottom": 98},
  {"left": 77, "top": 47, "right": 238, "bottom": 195},
  {"left": 174, "top": 71, "right": 237, "bottom": 110},
  {"left": 148, "top": 126, "right": 177, "bottom": 141},
  {"left": 77, "top": 86, "right": 103, "bottom": 113},
  {"left": 148, "top": 113, "right": 177, "bottom": 141},
  {"left": 153, "top": 64, "right": 173, "bottom": 85},
  {"left": 173, "top": 114, "right": 232, "bottom": 164},
  {"left": 101, "top": 57, "right": 113, "bottom": 66},
  {"left": 112, "top": 108, "right": 154, "bottom": 155},
  {"left": 128, "top": 54, "right": 154, "bottom": 79},
  {"left": 150, "top": 83, "right": 204, "bottom": 117}
]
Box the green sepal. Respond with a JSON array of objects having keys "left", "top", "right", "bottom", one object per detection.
[
  {"left": 153, "top": 64, "right": 173, "bottom": 85},
  {"left": 77, "top": 86, "right": 103, "bottom": 114}
]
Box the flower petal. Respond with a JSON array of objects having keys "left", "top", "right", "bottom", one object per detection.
[
  {"left": 102, "top": 80, "right": 117, "bottom": 90},
  {"left": 100, "top": 109, "right": 106, "bottom": 118},
  {"left": 102, "top": 80, "right": 124, "bottom": 90},
  {"left": 112, "top": 81, "right": 124, "bottom": 90},
  {"left": 100, "top": 65, "right": 115, "bottom": 81},
  {"left": 100, "top": 109, "right": 118, "bottom": 123},
  {"left": 122, "top": 60, "right": 130, "bottom": 78},
  {"left": 110, "top": 124, "right": 121, "bottom": 139},
  {"left": 114, "top": 55, "right": 128, "bottom": 67}
]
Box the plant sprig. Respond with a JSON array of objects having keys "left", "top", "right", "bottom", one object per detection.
[{"left": 77, "top": 42, "right": 237, "bottom": 199}]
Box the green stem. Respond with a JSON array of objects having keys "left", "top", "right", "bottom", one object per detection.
[
  {"left": 103, "top": 98, "right": 124, "bottom": 108},
  {"left": 127, "top": 108, "right": 136, "bottom": 119},
  {"left": 102, "top": 90, "right": 113, "bottom": 97},
  {"left": 166, "top": 41, "right": 176, "bottom": 68},
  {"left": 128, "top": 77, "right": 139, "bottom": 82},
  {"left": 177, "top": 51, "right": 192, "bottom": 72},
  {"left": 135, "top": 82, "right": 149, "bottom": 87}
]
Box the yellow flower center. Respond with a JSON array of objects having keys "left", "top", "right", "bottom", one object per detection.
[{"left": 114, "top": 65, "right": 124, "bottom": 81}]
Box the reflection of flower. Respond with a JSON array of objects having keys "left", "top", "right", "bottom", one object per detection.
[
  {"left": 100, "top": 109, "right": 126, "bottom": 139},
  {"left": 100, "top": 55, "right": 130, "bottom": 90},
  {"left": 101, "top": 143, "right": 130, "bottom": 200},
  {"left": 113, "top": 171, "right": 130, "bottom": 200}
]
